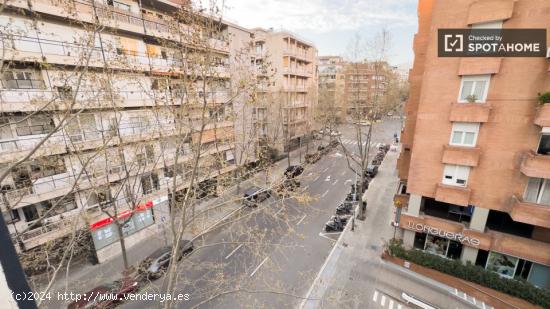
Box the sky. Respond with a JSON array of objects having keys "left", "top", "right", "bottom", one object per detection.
[{"left": 222, "top": 0, "right": 418, "bottom": 68}]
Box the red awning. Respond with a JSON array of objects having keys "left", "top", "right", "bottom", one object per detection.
[{"left": 89, "top": 200, "right": 155, "bottom": 230}]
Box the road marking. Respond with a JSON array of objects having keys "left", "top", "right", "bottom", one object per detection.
[
  {"left": 225, "top": 244, "right": 243, "bottom": 260},
  {"left": 318, "top": 232, "right": 338, "bottom": 241},
  {"left": 381, "top": 295, "right": 386, "bottom": 306},
  {"left": 303, "top": 185, "right": 309, "bottom": 190},
  {"left": 345, "top": 179, "right": 352, "bottom": 183},
  {"left": 332, "top": 179, "right": 339, "bottom": 186},
  {"left": 389, "top": 299, "right": 394, "bottom": 309},
  {"left": 250, "top": 257, "right": 268, "bottom": 277},
  {"left": 313, "top": 176, "right": 320, "bottom": 182},
  {"left": 296, "top": 214, "right": 307, "bottom": 225},
  {"left": 275, "top": 207, "right": 284, "bottom": 215},
  {"left": 321, "top": 190, "right": 329, "bottom": 197},
  {"left": 397, "top": 305, "right": 402, "bottom": 309},
  {"left": 322, "top": 167, "right": 329, "bottom": 173},
  {"left": 373, "top": 290, "right": 378, "bottom": 301},
  {"left": 307, "top": 172, "right": 312, "bottom": 176},
  {"left": 340, "top": 170, "right": 346, "bottom": 176}
]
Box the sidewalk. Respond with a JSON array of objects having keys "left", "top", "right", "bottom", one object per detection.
[{"left": 36, "top": 140, "right": 317, "bottom": 307}]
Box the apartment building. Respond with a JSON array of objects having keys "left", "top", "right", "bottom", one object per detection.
[
  {"left": 251, "top": 28, "right": 317, "bottom": 152},
  {"left": 344, "top": 62, "right": 392, "bottom": 118},
  {"left": 0, "top": 0, "right": 242, "bottom": 264},
  {"left": 394, "top": 0, "right": 550, "bottom": 289},
  {"left": 317, "top": 56, "right": 346, "bottom": 122}
]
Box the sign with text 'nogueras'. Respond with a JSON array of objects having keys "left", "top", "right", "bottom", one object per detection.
[{"left": 438, "top": 28, "right": 547, "bottom": 57}]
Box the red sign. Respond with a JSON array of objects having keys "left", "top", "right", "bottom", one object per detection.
[{"left": 89, "top": 200, "right": 155, "bottom": 230}]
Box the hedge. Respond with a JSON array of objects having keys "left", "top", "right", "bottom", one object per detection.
[{"left": 387, "top": 240, "right": 550, "bottom": 308}]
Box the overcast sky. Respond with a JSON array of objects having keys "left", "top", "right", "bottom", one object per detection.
[{"left": 222, "top": 0, "right": 418, "bottom": 67}]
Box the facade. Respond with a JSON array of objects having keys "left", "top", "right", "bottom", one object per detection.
[
  {"left": 251, "top": 28, "right": 318, "bottom": 152},
  {"left": 0, "top": 0, "right": 242, "bottom": 264},
  {"left": 394, "top": 0, "right": 550, "bottom": 289},
  {"left": 317, "top": 56, "right": 346, "bottom": 122},
  {"left": 344, "top": 62, "right": 393, "bottom": 118}
]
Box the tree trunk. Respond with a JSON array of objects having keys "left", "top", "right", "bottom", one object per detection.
[{"left": 116, "top": 223, "right": 129, "bottom": 270}]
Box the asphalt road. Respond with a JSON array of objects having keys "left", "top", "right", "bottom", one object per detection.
[{"left": 121, "top": 118, "right": 403, "bottom": 309}]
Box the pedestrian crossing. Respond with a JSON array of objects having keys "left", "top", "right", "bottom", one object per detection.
[
  {"left": 339, "top": 139, "right": 369, "bottom": 146},
  {"left": 372, "top": 290, "right": 408, "bottom": 309}
]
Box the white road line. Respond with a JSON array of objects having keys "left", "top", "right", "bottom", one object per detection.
[
  {"left": 397, "top": 304, "right": 402, "bottom": 309},
  {"left": 313, "top": 176, "right": 320, "bottom": 182},
  {"left": 381, "top": 295, "right": 386, "bottom": 306},
  {"left": 340, "top": 170, "right": 346, "bottom": 176},
  {"left": 332, "top": 179, "right": 339, "bottom": 186},
  {"left": 275, "top": 207, "right": 284, "bottom": 215},
  {"left": 224, "top": 244, "right": 243, "bottom": 260},
  {"left": 307, "top": 172, "right": 312, "bottom": 176},
  {"left": 372, "top": 290, "right": 379, "bottom": 302},
  {"left": 250, "top": 257, "right": 268, "bottom": 277},
  {"left": 389, "top": 299, "right": 394, "bottom": 309},
  {"left": 321, "top": 190, "right": 329, "bottom": 197},
  {"left": 325, "top": 176, "right": 331, "bottom": 181},
  {"left": 296, "top": 214, "right": 307, "bottom": 225},
  {"left": 322, "top": 167, "right": 329, "bottom": 173},
  {"left": 318, "top": 232, "right": 338, "bottom": 241}
]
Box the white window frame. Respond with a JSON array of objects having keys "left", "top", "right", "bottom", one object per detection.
[
  {"left": 450, "top": 122, "right": 480, "bottom": 147},
  {"left": 471, "top": 20, "right": 503, "bottom": 29},
  {"left": 442, "top": 164, "right": 470, "bottom": 187},
  {"left": 458, "top": 75, "right": 491, "bottom": 103},
  {"left": 524, "top": 178, "right": 550, "bottom": 205}
]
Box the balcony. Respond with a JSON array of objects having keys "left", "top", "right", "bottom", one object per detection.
[
  {"left": 534, "top": 104, "right": 550, "bottom": 127},
  {"left": 520, "top": 150, "right": 550, "bottom": 179},
  {"left": 441, "top": 145, "right": 481, "bottom": 167},
  {"left": 449, "top": 102, "right": 492, "bottom": 123},
  {"left": 434, "top": 183, "right": 471, "bottom": 206},
  {"left": 17, "top": 210, "right": 80, "bottom": 250},
  {"left": 507, "top": 196, "right": 550, "bottom": 229},
  {"left": 1, "top": 173, "right": 73, "bottom": 208},
  {"left": 282, "top": 67, "right": 312, "bottom": 77}
]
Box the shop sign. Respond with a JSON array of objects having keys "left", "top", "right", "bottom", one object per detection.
[{"left": 406, "top": 221, "right": 480, "bottom": 246}]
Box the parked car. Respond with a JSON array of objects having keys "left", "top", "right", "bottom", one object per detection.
[
  {"left": 318, "top": 145, "right": 329, "bottom": 155},
  {"left": 243, "top": 186, "right": 270, "bottom": 207},
  {"left": 324, "top": 215, "right": 350, "bottom": 232},
  {"left": 365, "top": 165, "right": 379, "bottom": 178},
  {"left": 305, "top": 152, "right": 321, "bottom": 164},
  {"left": 336, "top": 201, "right": 354, "bottom": 215},
  {"left": 284, "top": 165, "right": 304, "bottom": 178},
  {"left": 329, "top": 140, "right": 339, "bottom": 148},
  {"left": 67, "top": 279, "right": 140, "bottom": 309},
  {"left": 138, "top": 241, "right": 193, "bottom": 281},
  {"left": 275, "top": 179, "right": 300, "bottom": 197}
]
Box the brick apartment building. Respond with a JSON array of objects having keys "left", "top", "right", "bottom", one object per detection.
[{"left": 394, "top": 0, "right": 550, "bottom": 289}]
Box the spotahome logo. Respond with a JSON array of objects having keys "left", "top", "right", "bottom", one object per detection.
[{"left": 438, "top": 28, "right": 547, "bottom": 57}]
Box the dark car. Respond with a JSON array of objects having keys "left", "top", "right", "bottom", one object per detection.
[
  {"left": 318, "top": 145, "right": 329, "bottom": 155},
  {"left": 138, "top": 241, "right": 193, "bottom": 280},
  {"left": 67, "top": 279, "right": 139, "bottom": 309},
  {"left": 284, "top": 165, "right": 304, "bottom": 178},
  {"left": 243, "top": 186, "right": 270, "bottom": 207},
  {"left": 324, "top": 215, "right": 350, "bottom": 232},
  {"left": 365, "top": 165, "right": 379, "bottom": 178}
]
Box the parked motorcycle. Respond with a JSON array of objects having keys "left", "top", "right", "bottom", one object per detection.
[{"left": 324, "top": 215, "right": 349, "bottom": 232}]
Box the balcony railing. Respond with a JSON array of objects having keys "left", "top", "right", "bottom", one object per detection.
[
  {"left": 508, "top": 195, "right": 550, "bottom": 229},
  {"left": 520, "top": 150, "right": 550, "bottom": 179}
]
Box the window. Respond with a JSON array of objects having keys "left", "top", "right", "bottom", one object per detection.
[
  {"left": 113, "top": 1, "right": 130, "bottom": 11},
  {"left": 450, "top": 122, "right": 479, "bottom": 147},
  {"left": 0, "top": 118, "right": 13, "bottom": 140},
  {"left": 472, "top": 20, "right": 503, "bottom": 29},
  {"left": 66, "top": 114, "right": 98, "bottom": 142},
  {"left": 15, "top": 115, "right": 54, "bottom": 136},
  {"left": 137, "top": 144, "right": 155, "bottom": 166},
  {"left": 486, "top": 251, "right": 519, "bottom": 279},
  {"left": 2, "top": 209, "right": 20, "bottom": 224},
  {"left": 141, "top": 172, "right": 160, "bottom": 195},
  {"left": 21, "top": 205, "right": 39, "bottom": 222},
  {"left": 2, "top": 69, "right": 44, "bottom": 89},
  {"left": 442, "top": 164, "right": 470, "bottom": 187},
  {"left": 458, "top": 75, "right": 490, "bottom": 103},
  {"left": 56, "top": 86, "right": 73, "bottom": 100},
  {"left": 537, "top": 134, "right": 550, "bottom": 155},
  {"left": 524, "top": 178, "right": 550, "bottom": 206}
]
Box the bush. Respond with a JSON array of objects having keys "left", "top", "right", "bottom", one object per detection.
[
  {"left": 538, "top": 92, "right": 550, "bottom": 105},
  {"left": 387, "top": 240, "right": 550, "bottom": 308}
]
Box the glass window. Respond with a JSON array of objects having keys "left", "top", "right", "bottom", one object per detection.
[
  {"left": 424, "top": 235, "right": 449, "bottom": 257},
  {"left": 486, "top": 251, "right": 519, "bottom": 279},
  {"left": 524, "top": 178, "right": 550, "bottom": 205},
  {"left": 450, "top": 122, "right": 479, "bottom": 147},
  {"left": 15, "top": 115, "right": 54, "bottom": 136},
  {"left": 537, "top": 134, "right": 550, "bottom": 155},
  {"left": 458, "top": 75, "right": 490, "bottom": 103},
  {"left": 442, "top": 164, "right": 470, "bottom": 187}
]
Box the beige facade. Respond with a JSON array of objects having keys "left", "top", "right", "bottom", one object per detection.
[
  {"left": 317, "top": 56, "right": 346, "bottom": 123},
  {"left": 395, "top": 0, "right": 550, "bottom": 289},
  {"left": 252, "top": 28, "right": 318, "bottom": 152},
  {"left": 0, "top": 0, "right": 249, "bottom": 264}
]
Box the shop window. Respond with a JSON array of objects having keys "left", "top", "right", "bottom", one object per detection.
[
  {"left": 458, "top": 75, "right": 490, "bottom": 103},
  {"left": 413, "top": 232, "right": 426, "bottom": 250},
  {"left": 418, "top": 233, "right": 463, "bottom": 260},
  {"left": 442, "top": 164, "right": 470, "bottom": 187},
  {"left": 485, "top": 251, "right": 519, "bottom": 279}
]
